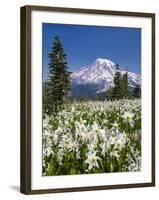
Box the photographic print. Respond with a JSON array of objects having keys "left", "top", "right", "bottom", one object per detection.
[
  {"left": 42, "top": 23, "right": 142, "bottom": 176},
  {"left": 20, "top": 6, "right": 155, "bottom": 194}
]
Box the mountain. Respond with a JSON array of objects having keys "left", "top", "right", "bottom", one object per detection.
[{"left": 71, "top": 58, "right": 141, "bottom": 99}]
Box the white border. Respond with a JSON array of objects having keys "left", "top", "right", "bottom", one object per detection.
[{"left": 31, "top": 10, "right": 152, "bottom": 190}]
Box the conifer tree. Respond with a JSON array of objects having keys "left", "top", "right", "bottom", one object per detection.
[
  {"left": 43, "top": 81, "right": 51, "bottom": 116},
  {"left": 112, "top": 64, "right": 122, "bottom": 99},
  {"left": 121, "top": 67, "right": 129, "bottom": 98},
  {"left": 47, "top": 35, "right": 71, "bottom": 114}
]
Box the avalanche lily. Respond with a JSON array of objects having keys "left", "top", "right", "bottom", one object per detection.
[{"left": 85, "top": 151, "right": 101, "bottom": 170}]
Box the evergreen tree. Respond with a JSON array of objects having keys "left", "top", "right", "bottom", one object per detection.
[
  {"left": 112, "top": 64, "right": 122, "bottom": 99},
  {"left": 43, "top": 81, "right": 54, "bottom": 116},
  {"left": 133, "top": 83, "right": 141, "bottom": 98},
  {"left": 46, "top": 35, "right": 71, "bottom": 114},
  {"left": 121, "top": 67, "right": 129, "bottom": 98}
]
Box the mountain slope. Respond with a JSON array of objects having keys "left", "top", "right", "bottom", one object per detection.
[{"left": 71, "top": 58, "right": 141, "bottom": 97}]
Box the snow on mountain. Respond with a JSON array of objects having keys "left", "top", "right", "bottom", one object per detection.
[
  {"left": 71, "top": 58, "right": 141, "bottom": 94},
  {"left": 71, "top": 58, "right": 116, "bottom": 85}
]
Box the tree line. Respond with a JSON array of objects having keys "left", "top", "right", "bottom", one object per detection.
[{"left": 106, "top": 64, "right": 141, "bottom": 100}]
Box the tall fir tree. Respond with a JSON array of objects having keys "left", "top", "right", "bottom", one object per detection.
[
  {"left": 121, "top": 67, "right": 129, "bottom": 98},
  {"left": 46, "top": 35, "right": 71, "bottom": 114},
  {"left": 112, "top": 64, "right": 122, "bottom": 99}
]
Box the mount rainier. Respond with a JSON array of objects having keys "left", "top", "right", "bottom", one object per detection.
[{"left": 71, "top": 58, "right": 141, "bottom": 98}]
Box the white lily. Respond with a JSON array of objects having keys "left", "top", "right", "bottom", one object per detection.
[
  {"left": 85, "top": 151, "right": 101, "bottom": 170},
  {"left": 122, "top": 111, "right": 135, "bottom": 120}
]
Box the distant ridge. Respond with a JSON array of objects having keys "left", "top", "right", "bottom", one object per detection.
[{"left": 71, "top": 58, "right": 141, "bottom": 95}]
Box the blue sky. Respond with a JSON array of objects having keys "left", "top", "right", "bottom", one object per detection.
[{"left": 42, "top": 23, "right": 141, "bottom": 77}]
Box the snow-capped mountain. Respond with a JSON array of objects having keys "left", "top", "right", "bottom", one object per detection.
[{"left": 71, "top": 58, "right": 141, "bottom": 95}]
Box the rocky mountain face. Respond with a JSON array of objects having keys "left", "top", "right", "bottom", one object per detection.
[{"left": 71, "top": 58, "right": 141, "bottom": 98}]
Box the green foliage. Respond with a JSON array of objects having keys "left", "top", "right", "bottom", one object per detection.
[
  {"left": 106, "top": 86, "right": 113, "bottom": 100},
  {"left": 43, "top": 35, "right": 72, "bottom": 115},
  {"left": 108, "top": 65, "right": 130, "bottom": 100},
  {"left": 43, "top": 82, "right": 52, "bottom": 116},
  {"left": 121, "top": 68, "right": 129, "bottom": 98},
  {"left": 133, "top": 84, "right": 141, "bottom": 98},
  {"left": 112, "top": 64, "right": 122, "bottom": 99}
]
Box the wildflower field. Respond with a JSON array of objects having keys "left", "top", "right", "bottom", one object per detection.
[{"left": 42, "top": 99, "right": 141, "bottom": 176}]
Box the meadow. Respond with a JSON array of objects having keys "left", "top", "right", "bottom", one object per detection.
[{"left": 42, "top": 99, "right": 141, "bottom": 176}]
